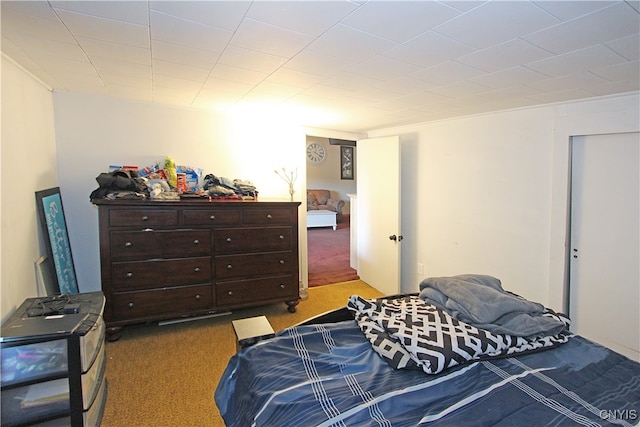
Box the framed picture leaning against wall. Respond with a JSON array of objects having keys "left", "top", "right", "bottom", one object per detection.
[{"left": 35, "top": 187, "right": 79, "bottom": 294}]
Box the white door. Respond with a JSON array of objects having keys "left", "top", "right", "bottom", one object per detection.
[
  {"left": 356, "top": 136, "right": 401, "bottom": 295},
  {"left": 569, "top": 132, "right": 639, "bottom": 361}
]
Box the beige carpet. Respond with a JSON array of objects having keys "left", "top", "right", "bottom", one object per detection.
[{"left": 101, "top": 280, "right": 383, "bottom": 427}]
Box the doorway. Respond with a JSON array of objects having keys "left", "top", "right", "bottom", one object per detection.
[{"left": 306, "top": 135, "right": 357, "bottom": 287}]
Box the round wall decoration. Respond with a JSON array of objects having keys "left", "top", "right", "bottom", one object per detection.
[{"left": 306, "top": 142, "right": 326, "bottom": 163}]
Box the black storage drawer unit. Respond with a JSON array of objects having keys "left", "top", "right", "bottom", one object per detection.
[{"left": 1, "top": 291, "right": 107, "bottom": 427}]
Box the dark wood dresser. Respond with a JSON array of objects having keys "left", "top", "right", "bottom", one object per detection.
[{"left": 92, "top": 199, "right": 301, "bottom": 339}]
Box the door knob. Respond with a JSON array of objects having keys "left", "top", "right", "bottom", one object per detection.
[{"left": 389, "top": 235, "right": 397, "bottom": 241}]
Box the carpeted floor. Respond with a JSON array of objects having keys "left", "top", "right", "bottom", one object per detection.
[
  {"left": 307, "top": 215, "right": 359, "bottom": 287},
  {"left": 101, "top": 280, "right": 382, "bottom": 427}
]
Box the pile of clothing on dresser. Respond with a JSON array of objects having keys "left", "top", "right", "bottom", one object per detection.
[{"left": 89, "top": 161, "right": 258, "bottom": 201}]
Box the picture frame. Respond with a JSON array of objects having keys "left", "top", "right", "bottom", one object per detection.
[
  {"left": 340, "top": 146, "right": 354, "bottom": 180},
  {"left": 35, "top": 187, "right": 79, "bottom": 294}
]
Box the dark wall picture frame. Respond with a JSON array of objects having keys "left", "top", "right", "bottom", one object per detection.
[
  {"left": 340, "top": 146, "right": 354, "bottom": 180},
  {"left": 35, "top": 187, "right": 79, "bottom": 294}
]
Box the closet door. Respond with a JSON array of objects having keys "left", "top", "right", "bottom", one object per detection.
[{"left": 569, "top": 132, "right": 639, "bottom": 361}]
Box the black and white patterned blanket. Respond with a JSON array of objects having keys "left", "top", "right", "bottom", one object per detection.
[{"left": 347, "top": 294, "right": 572, "bottom": 375}]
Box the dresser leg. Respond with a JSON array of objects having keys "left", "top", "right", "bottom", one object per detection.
[
  {"left": 106, "top": 326, "right": 123, "bottom": 342},
  {"left": 286, "top": 300, "right": 299, "bottom": 313}
]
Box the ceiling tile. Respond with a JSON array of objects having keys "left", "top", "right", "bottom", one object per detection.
[
  {"left": 149, "top": 1, "right": 250, "bottom": 32},
  {"left": 199, "top": 78, "right": 253, "bottom": 97},
  {"left": 586, "top": 78, "right": 640, "bottom": 96},
  {"left": 523, "top": 2, "right": 640, "bottom": 54},
  {"left": 456, "top": 39, "right": 553, "bottom": 73},
  {"left": 264, "top": 68, "right": 327, "bottom": 89},
  {"left": 230, "top": 18, "right": 315, "bottom": 58},
  {"left": 218, "top": 46, "right": 287, "bottom": 74},
  {"left": 412, "top": 61, "right": 487, "bottom": 85},
  {"left": 208, "top": 64, "right": 268, "bottom": 86},
  {"left": 527, "top": 88, "right": 595, "bottom": 105},
  {"left": 1, "top": 6, "right": 76, "bottom": 44},
  {"left": 439, "top": 1, "right": 488, "bottom": 13},
  {"left": 5, "top": 34, "right": 86, "bottom": 62},
  {"left": 246, "top": 1, "right": 359, "bottom": 36},
  {"left": 91, "top": 57, "right": 150, "bottom": 79},
  {"left": 345, "top": 55, "right": 421, "bottom": 81},
  {"left": 433, "top": 1, "right": 559, "bottom": 49},
  {"left": 306, "top": 24, "right": 397, "bottom": 62},
  {"left": 470, "top": 66, "right": 549, "bottom": 90},
  {"left": 51, "top": 1, "right": 149, "bottom": 26},
  {"left": 605, "top": 34, "right": 640, "bottom": 61},
  {"left": 340, "top": 1, "right": 461, "bottom": 43},
  {"left": 55, "top": 9, "right": 149, "bottom": 48},
  {"left": 151, "top": 41, "right": 220, "bottom": 69},
  {"left": 384, "top": 30, "right": 476, "bottom": 68},
  {"left": 525, "top": 71, "right": 610, "bottom": 92},
  {"left": 426, "top": 80, "right": 494, "bottom": 99},
  {"left": 152, "top": 59, "right": 210, "bottom": 82},
  {"left": 283, "top": 50, "right": 354, "bottom": 77},
  {"left": 590, "top": 60, "right": 640, "bottom": 83},
  {"left": 532, "top": 1, "right": 613, "bottom": 21},
  {"left": 77, "top": 36, "right": 150, "bottom": 65},
  {"left": 527, "top": 44, "right": 629, "bottom": 77},
  {"left": 150, "top": 10, "right": 230, "bottom": 53}
]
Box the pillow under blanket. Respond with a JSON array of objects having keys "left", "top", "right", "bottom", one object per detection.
[
  {"left": 419, "top": 274, "right": 567, "bottom": 338},
  {"left": 347, "top": 294, "right": 571, "bottom": 375}
]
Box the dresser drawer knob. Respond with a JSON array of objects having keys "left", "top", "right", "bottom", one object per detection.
[
  {"left": 142, "top": 215, "right": 149, "bottom": 221},
  {"left": 125, "top": 241, "right": 133, "bottom": 247},
  {"left": 195, "top": 294, "right": 201, "bottom": 300},
  {"left": 280, "top": 284, "right": 285, "bottom": 289},
  {"left": 279, "top": 235, "right": 284, "bottom": 240},
  {"left": 193, "top": 239, "right": 200, "bottom": 245},
  {"left": 266, "top": 214, "right": 272, "bottom": 219},
  {"left": 194, "top": 267, "right": 200, "bottom": 273},
  {"left": 226, "top": 237, "right": 232, "bottom": 242},
  {"left": 209, "top": 215, "right": 216, "bottom": 220},
  {"left": 279, "top": 259, "right": 285, "bottom": 265},
  {"left": 128, "top": 302, "right": 134, "bottom": 308},
  {"left": 126, "top": 272, "right": 133, "bottom": 278},
  {"left": 227, "top": 264, "right": 233, "bottom": 269},
  {"left": 227, "top": 291, "right": 233, "bottom": 296}
]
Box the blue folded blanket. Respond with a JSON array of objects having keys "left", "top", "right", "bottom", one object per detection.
[{"left": 419, "top": 274, "right": 567, "bottom": 338}]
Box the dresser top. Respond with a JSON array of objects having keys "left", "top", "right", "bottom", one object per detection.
[{"left": 91, "top": 198, "right": 301, "bottom": 208}]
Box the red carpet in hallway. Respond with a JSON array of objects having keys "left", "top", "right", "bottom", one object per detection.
[{"left": 307, "top": 216, "right": 359, "bottom": 287}]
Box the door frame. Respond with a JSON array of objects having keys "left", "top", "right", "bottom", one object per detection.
[
  {"left": 302, "top": 128, "right": 365, "bottom": 295},
  {"left": 548, "top": 96, "right": 639, "bottom": 313}
]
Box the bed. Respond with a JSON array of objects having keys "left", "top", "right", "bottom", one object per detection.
[{"left": 215, "top": 275, "right": 640, "bottom": 426}]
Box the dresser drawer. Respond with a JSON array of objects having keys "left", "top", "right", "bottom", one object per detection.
[
  {"left": 242, "top": 208, "right": 293, "bottom": 225},
  {"left": 214, "top": 227, "right": 292, "bottom": 254},
  {"left": 111, "top": 257, "right": 211, "bottom": 290},
  {"left": 217, "top": 275, "right": 297, "bottom": 305},
  {"left": 110, "top": 230, "right": 210, "bottom": 260},
  {"left": 109, "top": 209, "right": 177, "bottom": 227},
  {"left": 183, "top": 209, "right": 240, "bottom": 226},
  {"left": 215, "top": 252, "right": 294, "bottom": 279},
  {"left": 111, "top": 285, "right": 213, "bottom": 320}
]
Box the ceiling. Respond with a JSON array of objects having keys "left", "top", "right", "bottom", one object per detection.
[{"left": 2, "top": 1, "right": 639, "bottom": 133}]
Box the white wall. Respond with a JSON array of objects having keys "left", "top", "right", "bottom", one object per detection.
[
  {"left": 1, "top": 56, "right": 58, "bottom": 321},
  {"left": 369, "top": 92, "right": 640, "bottom": 312},
  {"left": 52, "top": 92, "right": 307, "bottom": 293}
]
